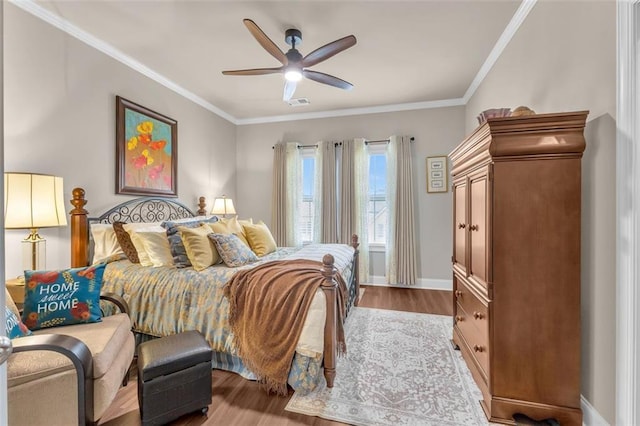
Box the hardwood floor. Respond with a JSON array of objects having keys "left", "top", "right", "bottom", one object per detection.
[{"left": 99, "top": 286, "right": 452, "bottom": 426}]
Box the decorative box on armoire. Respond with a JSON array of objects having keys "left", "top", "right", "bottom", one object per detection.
[{"left": 449, "top": 111, "right": 588, "bottom": 425}]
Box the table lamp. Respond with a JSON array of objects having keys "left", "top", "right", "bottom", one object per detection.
[
  {"left": 210, "top": 195, "right": 236, "bottom": 218},
  {"left": 4, "top": 172, "right": 67, "bottom": 272}
]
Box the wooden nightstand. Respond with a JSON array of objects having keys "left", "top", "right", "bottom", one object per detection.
[{"left": 6, "top": 277, "right": 26, "bottom": 309}]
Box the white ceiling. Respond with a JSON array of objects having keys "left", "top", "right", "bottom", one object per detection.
[{"left": 24, "top": 0, "right": 525, "bottom": 123}]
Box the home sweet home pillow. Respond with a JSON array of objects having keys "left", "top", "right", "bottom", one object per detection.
[
  {"left": 22, "top": 264, "right": 106, "bottom": 330},
  {"left": 5, "top": 305, "right": 32, "bottom": 339}
]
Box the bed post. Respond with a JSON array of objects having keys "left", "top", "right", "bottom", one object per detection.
[
  {"left": 70, "top": 187, "right": 89, "bottom": 268},
  {"left": 351, "top": 234, "right": 360, "bottom": 306},
  {"left": 321, "top": 254, "right": 337, "bottom": 388}
]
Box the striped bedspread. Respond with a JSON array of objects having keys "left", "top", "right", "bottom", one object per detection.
[{"left": 100, "top": 243, "right": 355, "bottom": 390}]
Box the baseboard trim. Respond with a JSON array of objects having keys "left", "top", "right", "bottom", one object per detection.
[
  {"left": 366, "top": 276, "right": 452, "bottom": 291},
  {"left": 581, "top": 395, "right": 609, "bottom": 426}
]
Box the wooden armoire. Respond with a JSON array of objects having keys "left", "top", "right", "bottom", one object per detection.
[{"left": 449, "top": 111, "right": 588, "bottom": 425}]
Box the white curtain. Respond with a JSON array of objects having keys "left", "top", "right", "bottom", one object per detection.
[
  {"left": 339, "top": 140, "right": 354, "bottom": 244},
  {"left": 353, "top": 138, "right": 370, "bottom": 283},
  {"left": 386, "top": 135, "right": 417, "bottom": 285},
  {"left": 271, "top": 141, "right": 302, "bottom": 247},
  {"left": 319, "top": 141, "right": 337, "bottom": 243}
]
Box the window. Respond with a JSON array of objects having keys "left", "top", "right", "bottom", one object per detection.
[
  {"left": 299, "top": 151, "right": 316, "bottom": 244},
  {"left": 368, "top": 147, "right": 387, "bottom": 245}
]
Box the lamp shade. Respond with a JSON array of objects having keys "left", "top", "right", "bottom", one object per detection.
[
  {"left": 211, "top": 196, "right": 236, "bottom": 216},
  {"left": 4, "top": 173, "right": 67, "bottom": 229}
]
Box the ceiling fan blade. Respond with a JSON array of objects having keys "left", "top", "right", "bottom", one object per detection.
[
  {"left": 243, "top": 19, "right": 288, "bottom": 65},
  {"left": 283, "top": 80, "right": 297, "bottom": 101},
  {"left": 222, "top": 67, "right": 283, "bottom": 76},
  {"left": 303, "top": 70, "right": 353, "bottom": 90},
  {"left": 301, "top": 35, "right": 357, "bottom": 68}
]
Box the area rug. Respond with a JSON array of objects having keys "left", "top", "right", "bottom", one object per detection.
[{"left": 285, "top": 307, "right": 487, "bottom": 426}]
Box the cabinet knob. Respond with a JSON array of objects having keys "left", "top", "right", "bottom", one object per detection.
[
  {"left": 469, "top": 224, "right": 479, "bottom": 231},
  {"left": 473, "top": 312, "right": 484, "bottom": 320},
  {"left": 455, "top": 290, "right": 463, "bottom": 298},
  {"left": 458, "top": 223, "right": 466, "bottom": 229},
  {"left": 473, "top": 344, "right": 484, "bottom": 353},
  {"left": 455, "top": 315, "right": 463, "bottom": 323}
]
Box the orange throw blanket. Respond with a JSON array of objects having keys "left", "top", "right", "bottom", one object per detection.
[{"left": 224, "top": 259, "right": 347, "bottom": 394}]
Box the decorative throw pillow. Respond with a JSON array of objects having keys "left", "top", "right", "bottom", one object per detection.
[
  {"left": 243, "top": 221, "right": 277, "bottom": 257},
  {"left": 209, "top": 217, "right": 251, "bottom": 247},
  {"left": 5, "top": 289, "right": 32, "bottom": 339},
  {"left": 208, "top": 233, "right": 259, "bottom": 267},
  {"left": 5, "top": 288, "right": 21, "bottom": 318},
  {"left": 179, "top": 224, "right": 221, "bottom": 271},
  {"left": 22, "top": 264, "right": 106, "bottom": 330},
  {"left": 6, "top": 305, "right": 32, "bottom": 339},
  {"left": 113, "top": 221, "right": 140, "bottom": 263},
  {"left": 124, "top": 223, "right": 168, "bottom": 266},
  {"left": 162, "top": 217, "right": 218, "bottom": 268},
  {"left": 136, "top": 230, "right": 175, "bottom": 267},
  {"left": 90, "top": 223, "right": 125, "bottom": 264},
  {"left": 129, "top": 232, "right": 152, "bottom": 266}
]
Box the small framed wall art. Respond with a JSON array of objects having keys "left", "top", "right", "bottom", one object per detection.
[
  {"left": 426, "top": 156, "right": 448, "bottom": 193},
  {"left": 116, "top": 96, "right": 178, "bottom": 197}
]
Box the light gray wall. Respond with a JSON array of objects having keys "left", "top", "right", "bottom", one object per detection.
[
  {"left": 3, "top": 4, "right": 237, "bottom": 278},
  {"left": 465, "top": 1, "right": 616, "bottom": 422},
  {"left": 236, "top": 106, "right": 465, "bottom": 282}
]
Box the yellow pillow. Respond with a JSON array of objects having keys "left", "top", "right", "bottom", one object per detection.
[
  {"left": 179, "top": 224, "right": 220, "bottom": 271},
  {"left": 209, "top": 217, "right": 251, "bottom": 247},
  {"left": 243, "top": 221, "right": 277, "bottom": 257},
  {"left": 135, "top": 231, "right": 174, "bottom": 267}
]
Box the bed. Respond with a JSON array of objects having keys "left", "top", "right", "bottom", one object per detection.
[{"left": 68, "top": 188, "right": 360, "bottom": 391}]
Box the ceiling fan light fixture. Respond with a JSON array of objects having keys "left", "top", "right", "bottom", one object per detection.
[
  {"left": 222, "top": 19, "right": 357, "bottom": 98},
  {"left": 285, "top": 69, "right": 302, "bottom": 82}
]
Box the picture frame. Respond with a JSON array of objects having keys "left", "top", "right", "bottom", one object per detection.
[
  {"left": 426, "top": 156, "right": 448, "bottom": 193},
  {"left": 116, "top": 96, "right": 178, "bottom": 197}
]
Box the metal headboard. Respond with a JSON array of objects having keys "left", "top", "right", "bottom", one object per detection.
[{"left": 89, "top": 197, "right": 198, "bottom": 224}]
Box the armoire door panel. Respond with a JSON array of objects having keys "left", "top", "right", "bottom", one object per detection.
[
  {"left": 453, "top": 179, "right": 468, "bottom": 275},
  {"left": 468, "top": 168, "right": 489, "bottom": 289}
]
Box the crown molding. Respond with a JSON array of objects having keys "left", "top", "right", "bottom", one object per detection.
[
  {"left": 235, "top": 98, "right": 466, "bottom": 125},
  {"left": 8, "top": 0, "right": 238, "bottom": 124},
  {"left": 463, "top": 0, "right": 537, "bottom": 103},
  {"left": 10, "top": 0, "right": 535, "bottom": 125}
]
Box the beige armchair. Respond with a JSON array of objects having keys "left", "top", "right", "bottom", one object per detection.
[{"left": 6, "top": 289, "right": 135, "bottom": 426}]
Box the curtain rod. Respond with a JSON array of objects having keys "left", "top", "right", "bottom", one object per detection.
[
  {"left": 272, "top": 138, "right": 414, "bottom": 149},
  {"left": 272, "top": 143, "right": 319, "bottom": 149},
  {"left": 365, "top": 137, "right": 415, "bottom": 145}
]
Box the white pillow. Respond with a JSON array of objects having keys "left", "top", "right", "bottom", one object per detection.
[
  {"left": 134, "top": 230, "right": 174, "bottom": 267},
  {"left": 91, "top": 223, "right": 124, "bottom": 263},
  {"left": 125, "top": 225, "right": 166, "bottom": 267},
  {"left": 122, "top": 222, "right": 163, "bottom": 233}
]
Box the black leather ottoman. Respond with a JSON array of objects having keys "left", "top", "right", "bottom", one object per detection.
[{"left": 137, "top": 330, "right": 213, "bottom": 425}]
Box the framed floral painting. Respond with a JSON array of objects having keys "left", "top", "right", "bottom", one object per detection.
[{"left": 116, "top": 96, "right": 178, "bottom": 197}]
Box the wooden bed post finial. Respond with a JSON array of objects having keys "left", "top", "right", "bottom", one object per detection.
[
  {"left": 321, "top": 254, "right": 338, "bottom": 387},
  {"left": 197, "top": 196, "right": 207, "bottom": 216},
  {"left": 70, "top": 187, "right": 89, "bottom": 268}
]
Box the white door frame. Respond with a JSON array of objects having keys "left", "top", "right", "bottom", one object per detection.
[
  {"left": 1, "top": 1, "right": 8, "bottom": 424},
  {"left": 616, "top": 1, "right": 640, "bottom": 424}
]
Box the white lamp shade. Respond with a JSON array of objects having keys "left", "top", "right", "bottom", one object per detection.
[
  {"left": 4, "top": 173, "right": 67, "bottom": 229},
  {"left": 211, "top": 196, "right": 236, "bottom": 216}
]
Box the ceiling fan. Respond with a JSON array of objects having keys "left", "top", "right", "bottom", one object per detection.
[{"left": 222, "top": 19, "right": 357, "bottom": 102}]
